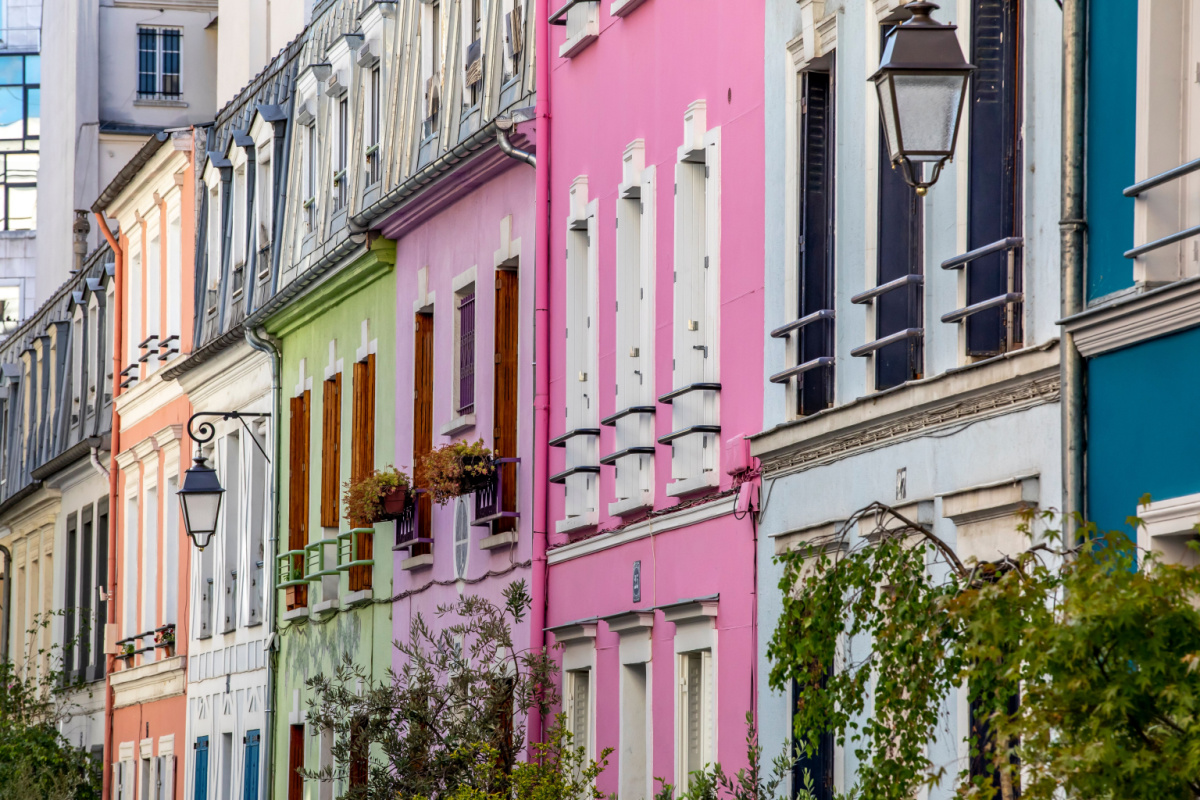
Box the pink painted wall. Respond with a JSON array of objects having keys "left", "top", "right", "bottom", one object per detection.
[
  {"left": 386, "top": 160, "right": 538, "bottom": 674},
  {"left": 546, "top": 0, "right": 766, "bottom": 793}
]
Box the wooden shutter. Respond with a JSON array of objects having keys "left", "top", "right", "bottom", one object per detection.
[
  {"left": 875, "top": 25, "right": 923, "bottom": 393},
  {"left": 967, "top": 0, "right": 1022, "bottom": 356},
  {"left": 287, "top": 392, "right": 310, "bottom": 609},
  {"left": 493, "top": 270, "right": 519, "bottom": 532},
  {"left": 320, "top": 375, "right": 342, "bottom": 529},
  {"left": 287, "top": 726, "right": 304, "bottom": 800},
  {"left": 349, "top": 356, "right": 375, "bottom": 590},
  {"left": 799, "top": 69, "right": 835, "bottom": 416},
  {"left": 349, "top": 717, "right": 368, "bottom": 787},
  {"left": 413, "top": 314, "right": 434, "bottom": 555}
]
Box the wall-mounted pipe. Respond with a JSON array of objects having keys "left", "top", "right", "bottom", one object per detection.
[
  {"left": 0, "top": 543, "right": 10, "bottom": 664},
  {"left": 496, "top": 117, "right": 536, "bottom": 168}
]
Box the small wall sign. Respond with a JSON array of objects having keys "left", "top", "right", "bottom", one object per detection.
[{"left": 632, "top": 560, "right": 642, "bottom": 603}]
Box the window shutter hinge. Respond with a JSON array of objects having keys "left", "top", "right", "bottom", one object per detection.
[
  {"left": 704, "top": 256, "right": 709, "bottom": 269},
  {"left": 705, "top": 166, "right": 710, "bottom": 178}
]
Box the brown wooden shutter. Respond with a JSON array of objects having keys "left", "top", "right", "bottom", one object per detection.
[
  {"left": 493, "top": 269, "right": 519, "bottom": 532},
  {"left": 349, "top": 356, "right": 376, "bottom": 590},
  {"left": 413, "top": 313, "right": 434, "bottom": 556},
  {"left": 320, "top": 374, "right": 342, "bottom": 528},
  {"left": 287, "top": 391, "right": 310, "bottom": 610},
  {"left": 287, "top": 724, "right": 304, "bottom": 800}
]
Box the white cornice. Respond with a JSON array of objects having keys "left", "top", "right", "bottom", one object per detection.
[
  {"left": 115, "top": 449, "right": 140, "bottom": 472},
  {"left": 0, "top": 488, "right": 62, "bottom": 537},
  {"left": 115, "top": 372, "right": 186, "bottom": 432},
  {"left": 110, "top": 655, "right": 187, "bottom": 709},
  {"left": 547, "top": 493, "right": 737, "bottom": 564},
  {"left": 175, "top": 343, "right": 269, "bottom": 408},
  {"left": 153, "top": 424, "right": 184, "bottom": 449},
  {"left": 1062, "top": 277, "right": 1200, "bottom": 357},
  {"left": 130, "top": 436, "right": 160, "bottom": 462}
]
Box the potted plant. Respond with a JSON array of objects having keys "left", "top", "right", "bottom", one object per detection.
[
  {"left": 344, "top": 466, "right": 412, "bottom": 524},
  {"left": 154, "top": 627, "right": 176, "bottom": 657},
  {"left": 417, "top": 439, "right": 495, "bottom": 505},
  {"left": 118, "top": 642, "right": 135, "bottom": 663}
]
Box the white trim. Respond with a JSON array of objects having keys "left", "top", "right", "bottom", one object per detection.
[
  {"left": 1138, "top": 492, "right": 1200, "bottom": 566},
  {"left": 1063, "top": 277, "right": 1200, "bottom": 357},
  {"left": 549, "top": 492, "right": 737, "bottom": 564}
]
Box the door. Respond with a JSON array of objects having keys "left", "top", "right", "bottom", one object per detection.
[
  {"left": 413, "top": 313, "right": 434, "bottom": 555},
  {"left": 493, "top": 268, "right": 519, "bottom": 531},
  {"left": 243, "top": 730, "right": 260, "bottom": 800},
  {"left": 193, "top": 737, "right": 209, "bottom": 800}
]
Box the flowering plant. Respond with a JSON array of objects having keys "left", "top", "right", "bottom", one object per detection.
[
  {"left": 154, "top": 627, "right": 175, "bottom": 645},
  {"left": 120, "top": 643, "right": 135, "bottom": 657},
  {"left": 343, "top": 466, "right": 411, "bottom": 524},
  {"left": 417, "top": 439, "right": 494, "bottom": 505}
]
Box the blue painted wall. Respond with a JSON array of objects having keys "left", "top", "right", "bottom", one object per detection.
[
  {"left": 1087, "top": 326, "right": 1200, "bottom": 533},
  {"left": 1085, "top": 3, "right": 1139, "bottom": 302}
]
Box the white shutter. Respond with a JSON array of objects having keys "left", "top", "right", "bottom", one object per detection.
[{"left": 157, "top": 755, "right": 175, "bottom": 800}]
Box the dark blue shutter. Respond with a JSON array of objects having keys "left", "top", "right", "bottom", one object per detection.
[
  {"left": 967, "top": 0, "right": 1021, "bottom": 356},
  {"left": 161, "top": 30, "right": 181, "bottom": 97},
  {"left": 243, "top": 730, "right": 261, "bottom": 800},
  {"left": 875, "top": 24, "right": 923, "bottom": 392},
  {"left": 798, "top": 69, "right": 835, "bottom": 416},
  {"left": 138, "top": 29, "right": 157, "bottom": 96},
  {"left": 194, "top": 736, "right": 209, "bottom": 800},
  {"left": 791, "top": 676, "right": 835, "bottom": 800}
]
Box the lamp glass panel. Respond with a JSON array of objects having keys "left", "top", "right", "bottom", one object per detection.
[
  {"left": 876, "top": 75, "right": 902, "bottom": 163},
  {"left": 182, "top": 490, "right": 222, "bottom": 537},
  {"left": 892, "top": 74, "right": 964, "bottom": 158}
]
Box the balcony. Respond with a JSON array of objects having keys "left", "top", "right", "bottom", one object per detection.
[
  {"left": 393, "top": 489, "right": 432, "bottom": 551},
  {"left": 472, "top": 457, "right": 520, "bottom": 527}
]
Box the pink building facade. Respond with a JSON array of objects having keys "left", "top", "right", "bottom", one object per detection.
[{"left": 543, "top": 2, "right": 765, "bottom": 797}]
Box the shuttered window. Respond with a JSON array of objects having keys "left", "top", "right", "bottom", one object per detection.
[
  {"left": 568, "top": 670, "right": 591, "bottom": 758},
  {"left": 413, "top": 314, "right": 434, "bottom": 555},
  {"left": 791, "top": 676, "right": 834, "bottom": 800},
  {"left": 966, "top": 0, "right": 1022, "bottom": 356},
  {"left": 797, "top": 69, "right": 836, "bottom": 415},
  {"left": 457, "top": 291, "right": 476, "bottom": 414},
  {"left": 193, "top": 738, "right": 209, "bottom": 800},
  {"left": 287, "top": 725, "right": 304, "bottom": 800},
  {"left": 493, "top": 270, "right": 519, "bottom": 530},
  {"left": 287, "top": 392, "right": 310, "bottom": 610},
  {"left": 349, "top": 355, "right": 376, "bottom": 590},
  {"left": 320, "top": 374, "right": 342, "bottom": 528},
  {"left": 679, "top": 651, "right": 712, "bottom": 789}
]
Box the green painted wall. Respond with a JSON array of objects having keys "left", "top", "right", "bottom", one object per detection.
[{"left": 266, "top": 238, "right": 396, "bottom": 800}]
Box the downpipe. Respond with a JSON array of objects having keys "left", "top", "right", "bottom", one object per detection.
[
  {"left": 496, "top": 116, "right": 536, "bottom": 168},
  {"left": 246, "top": 325, "right": 282, "bottom": 800},
  {"left": 0, "top": 544, "right": 10, "bottom": 664},
  {"left": 1060, "top": 0, "right": 1087, "bottom": 536}
]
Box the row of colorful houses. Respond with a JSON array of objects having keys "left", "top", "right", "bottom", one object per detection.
[{"left": 1, "top": 0, "right": 1194, "bottom": 798}]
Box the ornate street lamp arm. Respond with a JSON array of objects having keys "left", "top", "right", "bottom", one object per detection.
[{"left": 186, "top": 411, "right": 272, "bottom": 463}]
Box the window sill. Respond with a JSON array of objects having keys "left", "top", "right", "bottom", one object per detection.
[
  {"left": 665, "top": 472, "right": 718, "bottom": 498},
  {"left": 608, "top": 494, "right": 652, "bottom": 517},
  {"left": 555, "top": 512, "right": 597, "bottom": 535},
  {"left": 282, "top": 606, "right": 309, "bottom": 623},
  {"left": 312, "top": 598, "right": 339, "bottom": 616},
  {"left": 134, "top": 98, "right": 188, "bottom": 108},
  {"left": 343, "top": 589, "right": 373, "bottom": 607},
  {"left": 480, "top": 531, "right": 517, "bottom": 550},
  {"left": 559, "top": 30, "right": 599, "bottom": 58},
  {"left": 401, "top": 553, "right": 434, "bottom": 571},
  {"left": 611, "top": 0, "right": 649, "bottom": 17},
  {"left": 439, "top": 413, "right": 476, "bottom": 437}
]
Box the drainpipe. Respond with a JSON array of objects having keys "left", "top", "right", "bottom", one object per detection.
[
  {"left": 1060, "top": 0, "right": 1087, "bottom": 536},
  {"left": 89, "top": 445, "right": 110, "bottom": 479},
  {"left": 0, "top": 543, "right": 10, "bottom": 664},
  {"left": 95, "top": 211, "right": 123, "bottom": 800},
  {"left": 246, "top": 324, "right": 282, "bottom": 800},
  {"left": 496, "top": 116, "right": 536, "bottom": 168},
  {"left": 528, "top": 0, "right": 551, "bottom": 754}
]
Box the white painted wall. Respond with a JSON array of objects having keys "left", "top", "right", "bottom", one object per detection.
[{"left": 216, "top": 0, "right": 312, "bottom": 109}]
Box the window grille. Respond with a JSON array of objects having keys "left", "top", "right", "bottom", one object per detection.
[{"left": 137, "top": 28, "right": 181, "bottom": 100}]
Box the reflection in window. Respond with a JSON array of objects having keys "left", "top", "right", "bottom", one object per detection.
[
  {"left": 0, "top": 55, "right": 37, "bottom": 230},
  {"left": 0, "top": 285, "right": 20, "bottom": 336}
]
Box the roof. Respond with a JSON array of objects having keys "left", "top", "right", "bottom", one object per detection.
[{"left": 90, "top": 132, "right": 171, "bottom": 213}]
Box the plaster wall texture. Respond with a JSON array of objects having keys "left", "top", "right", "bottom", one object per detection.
[
  {"left": 755, "top": 400, "right": 1062, "bottom": 799},
  {"left": 387, "top": 163, "right": 536, "bottom": 666},
  {"left": 544, "top": 0, "right": 766, "bottom": 791},
  {"left": 0, "top": 230, "right": 35, "bottom": 325},
  {"left": 215, "top": 0, "right": 310, "bottom": 109},
  {"left": 268, "top": 250, "right": 396, "bottom": 800}
]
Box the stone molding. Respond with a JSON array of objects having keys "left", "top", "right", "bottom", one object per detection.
[
  {"left": 1063, "top": 276, "right": 1200, "bottom": 357},
  {"left": 110, "top": 655, "right": 187, "bottom": 709}
]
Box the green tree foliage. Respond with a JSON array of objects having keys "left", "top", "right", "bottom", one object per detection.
[
  {"left": 0, "top": 613, "right": 100, "bottom": 800},
  {"left": 768, "top": 502, "right": 1200, "bottom": 800}
]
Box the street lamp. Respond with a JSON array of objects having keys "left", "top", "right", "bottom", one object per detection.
[
  {"left": 177, "top": 454, "right": 224, "bottom": 551},
  {"left": 178, "top": 411, "right": 271, "bottom": 551},
  {"left": 870, "top": 1, "right": 974, "bottom": 195}
]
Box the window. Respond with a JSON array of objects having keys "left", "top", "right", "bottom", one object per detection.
[
  {"left": 304, "top": 123, "right": 317, "bottom": 232},
  {"left": 154, "top": 754, "right": 175, "bottom": 800},
  {"left": 321, "top": 374, "right": 342, "bottom": 530},
  {"left": 141, "top": 485, "right": 159, "bottom": 655},
  {"left": 959, "top": 0, "right": 1023, "bottom": 357},
  {"left": 221, "top": 433, "right": 240, "bottom": 633},
  {"left": 464, "top": 0, "right": 483, "bottom": 107},
  {"left": 64, "top": 512, "right": 78, "bottom": 679},
  {"left": 233, "top": 166, "right": 247, "bottom": 268},
  {"left": 146, "top": 227, "right": 161, "bottom": 372},
  {"left": 163, "top": 478, "right": 179, "bottom": 628},
  {"left": 127, "top": 246, "right": 142, "bottom": 367},
  {"left": 456, "top": 289, "right": 475, "bottom": 415},
  {"left": 137, "top": 28, "right": 182, "bottom": 99},
  {"left": 0, "top": 54, "right": 39, "bottom": 230},
  {"left": 566, "top": 669, "right": 592, "bottom": 762},
  {"left": 123, "top": 493, "right": 138, "bottom": 638},
  {"left": 287, "top": 391, "right": 311, "bottom": 610},
  {"left": 785, "top": 69, "right": 835, "bottom": 416},
  {"left": 667, "top": 107, "right": 720, "bottom": 491},
  {"left": 424, "top": 1, "right": 442, "bottom": 137},
  {"left": 349, "top": 353, "right": 376, "bottom": 589},
  {"left": 367, "top": 67, "right": 382, "bottom": 186},
  {"left": 609, "top": 143, "right": 655, "bottom": 514},
  {"left": 257, "top": 155, "right": 273, "bottom": 246},
  {"left": 166, "top": 210, "right": 182, "bottom": 343},
  {"left": 492, "top": 266, "right": 519, "bottom": 530},
  {"left": 206, "top": 185, "right": 221, "bottom": 315},
  {"left": 556, "top": 177, "right": 599, "bottom": 532},
  {"left": 503, "top": 0, "right": 524, "bottom": 81},
  {"left": 243, "top": 730, "right": 261, "bottom": 800},
  {"left": 334, "top": 98, "right": 349, "bottom": 211},
  {"left": 679, "top": 651, "right": 713, "bottom": 788},
  {"left": 93, "top": 500, "right": 108, "bottom": 681},
  {"left": 620, "top": 663, "right": 649, "bottom": 800}
]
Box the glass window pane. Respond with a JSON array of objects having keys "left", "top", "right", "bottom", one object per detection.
[
  {"left": 8, "top": 185, "right": 35, "bottom": 230},
  {"left": 0, "top": 141, "right": 20, "bottom": 153},
  {"left": 0, "top": 57, "right": 22, "bottom": 86},
  {"left": 23, "top": 56, "right": 38, "bottom": 85},
  {"left": 23, "top": 139, "right": 37, "bottom": 152},
  {"left": 0, "top": 88, "right": 23, "bottom": 139},
  {"left": 7, "top": 154, "right": 37, "bottom": 183},
  {"left": 26, "top": 88, "right": 38, "bottom": 138},
  {"left": 138, "top": 29, "right": 158, "bottom": 95}
]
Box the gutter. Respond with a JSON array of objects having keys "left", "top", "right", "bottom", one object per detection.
[
  {"left": 159, "top": 322, "right": 246, "bottom": 382},
  {"left": 94, "top": 211, "right": 124, "bottom": 800},
  {"left": 1060, "top": 0, "right": 1087, "bottom": 534},
  {"left": 245, "top": 325, "right": 282, "bottom": 800},
  {"left": 29, "top": 436, "right": 108, "bottom": 481}
]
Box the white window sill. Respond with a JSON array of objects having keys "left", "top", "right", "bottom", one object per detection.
[
  {"left": 282, "top": 606, "right": 309, "bottom": 623},
  {"left": 401, "top": 553, "right": 434, "bottom": 571},
  {"left": 555, "top": 512, "right": 598, "bottom": 535},
  {"left": 611, "top": 0, "right": 649, "bottom": 17},
  {"left": 135, "top": 98, "right": 188, "bottom": 109},
  {"left": 559, "top": 30, "right": 599, "bottom": 58},
  {"left": 665, "top": 472, "right": 718, "bottom": 498},
  {"left": 439, "top": 413, "right": 476, "bottom": 437},
  {"left": 480, "top": 531, "right": 517, "bottom": 550},
  {"left": 343, "top": 589, "right": 373, "bottom": 607},
  {"left": 608, "top": 494, "right": 652, "bottom": 518},
  {"left": 312, "top": 598, "right": 339, "bottom": 616}
]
